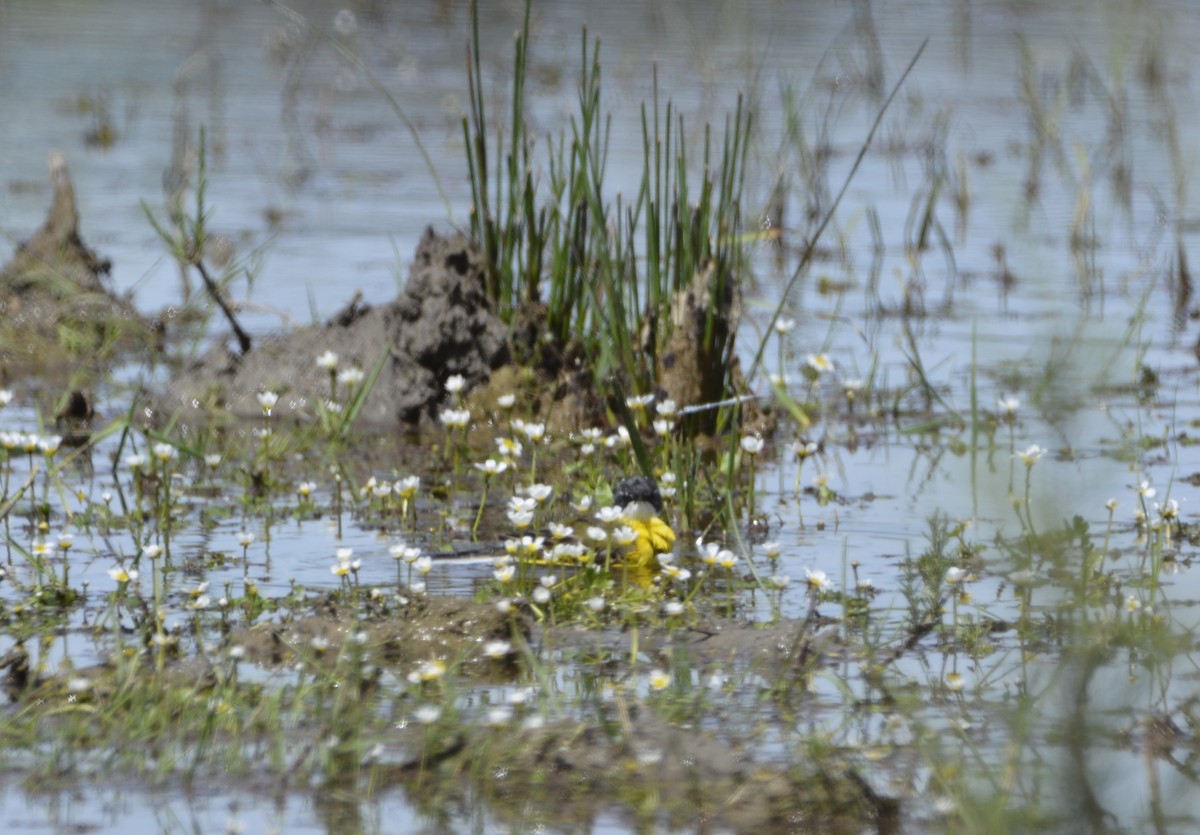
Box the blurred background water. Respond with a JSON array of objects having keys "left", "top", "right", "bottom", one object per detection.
[{"left": 4, "top": 0, "right": 1200, "bottom": 831}]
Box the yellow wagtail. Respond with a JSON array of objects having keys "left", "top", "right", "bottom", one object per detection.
[{"left": 613, "top": 476, "right": 676, "bottom": 573}]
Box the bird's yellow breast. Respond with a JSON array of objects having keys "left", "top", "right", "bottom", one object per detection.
[{"left": 623, "top": 516, "right": 676, "bottom": 570}]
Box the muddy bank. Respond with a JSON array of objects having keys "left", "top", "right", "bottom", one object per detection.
[
  {"left": 154, "top": 227, "right": 510, "bottom": 426},
  {"left": 9, "top": 593, "right": 883, "bottom": 833},
  {"left": 229, "top": 593, "right": 527, "bottom": 673},
  {"left": 0, "top": 153, "right": 152, "bottom": 375}
]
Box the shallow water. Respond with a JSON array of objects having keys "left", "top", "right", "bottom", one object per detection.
[{"left": 5, "top": 0, "right": 1200, "bottom": 831}]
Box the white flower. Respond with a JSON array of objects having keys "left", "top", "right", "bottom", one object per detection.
[
  {"left": 475, "top": 459, "right": 508, "bottom": 476},
  {"left": 586, "top": 596, "right": 606, "bottom": 612},
  {"left": 532, "top": 586, "right": 551, "bottom": 604},
  {"left": 527, "top": 484, "right": 553, "bottom": 503},
  {"left": 412, "top": 705, "right": 442, "bottom": 725},
  {"left": 142, "top": 544, "right": 163, "bottom": 561},
  {"left": 997, "top": 396, "right": 1019, "bottom": 416},
  {"left": 152, "top": 442, "right": 175, "bottom": 462},
  {"left": 628, "top": 393, "right": 655, "bottom": 408},
  {"left": 806, "top": 353, "right": 835, "bottom": 374},
  {"left": 946, "top": 566, "right": 966, "bottom": 585},
  {"left": 507, "top": 509, "right": 534, "bottom": 528},
  {"left": 517, "top": 536, "right": 543, "bottom": 557},
  {"left": 664, "top": 600, "right": 685, "bottom": 616},
  {"left": 483, "top": 641, "right": 512, "bottom": 659},
  {"left": 804, "top": 567, "right": 832, "bottom": 591},
  {"left": 494, "top": 564, "right": 516, "bottom": 583},
  {"left": 662, "top": 564, "right": 691, "bottom": 582},
  {"left": 647, "top": 669, "right": 671, "bottom": 691},
  {"left": 550, "top": 542, "right": 587, "bottom": 561},
  {"left": 0, "top": 389, "right": 12, "bottom": 407},
  {"left": 394, "top": 476, "right": 420, "bottom": 498},
  {"left": 257, "top": 391, "right": 279, "bottom": 414},
  {"left": 763, "top": 541, "right": 781, "bottom": 559},
  {"left": 612, "top": 526, "right": 638, "bottom": 547},
  {"left": 125, "top": 453, "right": 146, "bottom": 470},
  {"left": 38, "top": 435, "right": 62, "bottom": 456},
  {"left": 508, "top": 496, "right": 537, "bottom": 514},
  {"left": 769, "top": 574, "right": 790, "bottom": 590},
  {"left": 774, "top": 317, "right": 796, "bottom": 335},
  {"left": 108, "top": 566, "right": 138, "bottom": 584},
  {"left": 792, "top": 440, "right": 818, "bottom": 459},
  {"left": 1136, "top": 480, "right": 1156, "bottom": 499},
  {"left": 440, "top": 408, "right": 470, "bottom": 429},
  {"left": 337, "top": 367, "right": 365, "bottom": 387},
  {"left": 595, "top": 506, "right": 625, "bottom": 524},
  {"left": 522, "top": 422, "right": 546, "bottom": 442},
  {"left": 204, "top": 453, "right": 222, "bottom": 467},
  {"left": 740, "top": 435, "right": 764, "bottom": 455},
  {"left": 414, "top": 556, "right": 433, "bottom": 575},
  {"left": 236, "top": 531, "right": 255, "bottom": 547},
  {"left": 1015, "top": 444, "right": 1046, "bottom": 467},
  {"left": 444, "top": 374, "right": 467, "bottom": 394},
  {"left": 655, "top": 399, "right": 678, "bottom": 418},
  {"left": 316, "top": 350, "right": 339, "bottom": 370},
  {"left": 496, "top": 393, "right": 516, "bottom": 409},
  {"left": 496, "top": 437, "right": 524, "bottom": 459},
  {"left": 415, "top": 660, "right": 446, "bottom": 681}
]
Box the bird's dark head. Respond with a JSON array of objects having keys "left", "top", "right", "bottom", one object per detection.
[{"left": 613, "top": 476, "right": 664, "bottom": 514}]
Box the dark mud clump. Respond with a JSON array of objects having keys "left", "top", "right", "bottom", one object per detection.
[
  {"left": 0, "top": 153, "right": 151, "bottom": 369},
  {"left": 156, "top": 227, "right": 510, "bottom": 425}
]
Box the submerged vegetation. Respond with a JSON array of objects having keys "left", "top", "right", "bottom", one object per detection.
[{"left": 3, "top": 1, "right": 1200, "bottom": 833}]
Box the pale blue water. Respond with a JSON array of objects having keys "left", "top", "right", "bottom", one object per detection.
[{"left": 4, "top": 0, "right": 1200, "bottom": 831}]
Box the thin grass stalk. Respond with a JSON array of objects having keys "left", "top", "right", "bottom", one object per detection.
[
  {"left": 265, "top": 0, "right": 452, "bottom": 219},
  {"left": 747, "top": 38, "right": 929, "bottom": 381}
]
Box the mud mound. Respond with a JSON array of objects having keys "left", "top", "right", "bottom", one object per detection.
[
  {"left": 0, "top": 153, "right": 149, "bottom": 362},
  {"left": 157, "top": 227, "right": 510, "bottom": 426}
]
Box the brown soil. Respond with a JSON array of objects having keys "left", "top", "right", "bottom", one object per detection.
[
  {"left": 154, "top": 227, "right": 511, "bottom": 426},
  {"left": 229, "top": 592, "right": 528, "bottom": 673},
  {"left": 0, "top": 153, "right": 154, "bottom": 378}
]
